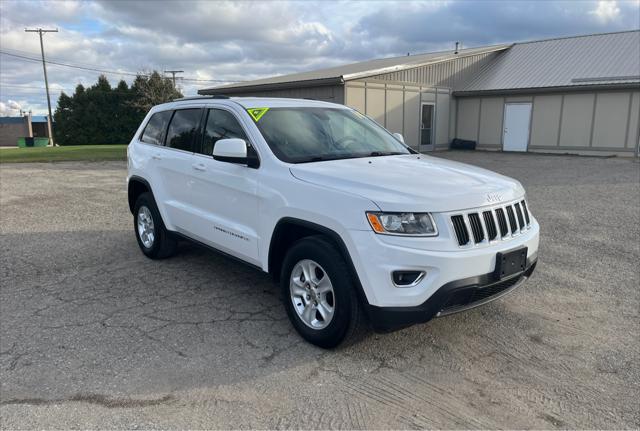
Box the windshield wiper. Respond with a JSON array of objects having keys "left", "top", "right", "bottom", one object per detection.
[{"left": 367, "top": 151, "right": 406, "bottom": 157}]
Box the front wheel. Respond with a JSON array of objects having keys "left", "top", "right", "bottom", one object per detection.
[
  {"left": 281, "top": 236, "right": 367, "bottom": 348},
  {"left": 133, "top": 192, "right": 177, "bottom": 259}
]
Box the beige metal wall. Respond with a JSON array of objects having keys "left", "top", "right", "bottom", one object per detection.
[
  {"left": 366, "top": 51, "right": 502, "bottom": 89},
  {"left": 454, "top": 89, "right": 640, "bottom": 154},
  {"left": 344, "top": 81, "right": 451, "bottom": 150}
]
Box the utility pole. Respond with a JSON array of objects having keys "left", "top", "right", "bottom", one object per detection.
[
  {"left": 25, "top": 28, "right": 58, "bottom": 146},
  {"left": 164, "top": 70, "right": 184, "bottom": 88}
]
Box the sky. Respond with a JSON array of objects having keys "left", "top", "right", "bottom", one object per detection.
[{"left": 0, "top": 0, "right": 638, "bottom": 116}]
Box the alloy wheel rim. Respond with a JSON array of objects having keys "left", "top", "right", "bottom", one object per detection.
[
  {"left": 137, "top": 206, "right": 155, "bottom": 248},
  {"left": 290, "top": 259, "right": 335, "bottom": 330}
]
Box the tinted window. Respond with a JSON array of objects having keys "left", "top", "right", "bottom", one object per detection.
[
  {"left": 165, "top": 109, "right": 201, "bottom": 151},
  {"left": 140, "top": 111, "right": 172, "bottom": 145},
  {"left": 201, "top": 109, "right": 248, "bottom": 155}
]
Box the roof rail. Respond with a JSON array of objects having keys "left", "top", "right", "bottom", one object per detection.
[{"left": 173, "top": 95, "right": 230, "bottom": 102}]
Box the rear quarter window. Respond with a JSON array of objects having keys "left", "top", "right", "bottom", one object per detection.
[{"left": 140, "top": 111, "right": 172, "bottom": 145}]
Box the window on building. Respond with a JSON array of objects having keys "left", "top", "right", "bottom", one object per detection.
[
  {"left": 421, "top": 104, "right": 434, "bottom": 147},
  {"left": 140, "top": 110, "right": 172, "bottom": 145},
  {"left": 201, "top": 109, "right": 248, "bottom": 155},
  {"left": 165, "top": 109, "right": 201, "bottom": 152}
]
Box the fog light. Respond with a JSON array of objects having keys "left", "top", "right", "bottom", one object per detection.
[{"left": 392, "top": 271, "right": 426, "bottom": 287}]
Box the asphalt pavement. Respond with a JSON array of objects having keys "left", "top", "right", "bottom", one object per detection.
[{"left": 1, "top": 151, "right": 638, "bottom": 428}]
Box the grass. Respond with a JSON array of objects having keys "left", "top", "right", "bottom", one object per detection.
[{"left": 0, "top": 145, "right": 127, "bottom": 163}]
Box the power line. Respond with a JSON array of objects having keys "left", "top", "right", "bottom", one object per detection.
[{"left": 0, "top": 50, "right": 242, "bottom": 83}]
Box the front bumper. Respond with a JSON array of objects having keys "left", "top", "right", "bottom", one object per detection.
[{"left": 365, "top": 258, "right": 537, "bottom": 332}]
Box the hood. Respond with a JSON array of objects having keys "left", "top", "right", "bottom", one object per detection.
[{"left": 289, "top": 155, "right": 525, "bottom": 212}]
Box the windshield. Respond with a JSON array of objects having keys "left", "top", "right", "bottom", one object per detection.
[{"left": 253, "top": 107, "right": 411, "bottom": 163}]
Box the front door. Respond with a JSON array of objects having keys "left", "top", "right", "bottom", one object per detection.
[
  {"left": 185, "top": 107, "right": 260, "bottom": 265},
  {"left": 503, "top": 103, "right": 531, "bottom": 152},
  {"left": 420, "top": 103, "right": 435, "bottom": 151}
]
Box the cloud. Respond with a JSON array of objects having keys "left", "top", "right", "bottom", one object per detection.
[
  {"left": 590, "top": 1, "right": 622, "bottom": 22},
  {"left": 1, "top": 0, "right": 637, "bottom": 116},
  {"left": 0, "top": 100, "right": 23, "bottom": 116}
]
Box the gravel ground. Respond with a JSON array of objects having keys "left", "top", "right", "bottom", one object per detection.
[{"left": 1, "top": 152, "right": 638, "bottom": 429}]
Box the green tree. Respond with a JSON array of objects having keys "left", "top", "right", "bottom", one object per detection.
[
  {"left": 131, "top": 71, "right": 183, "bottom": 113},
  {"left": 53, "top": 71, "right": 182, "bottom": 146}
]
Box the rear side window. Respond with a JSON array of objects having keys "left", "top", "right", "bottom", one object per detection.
[
  {"left": 201, "top": 109, "right": 248, "bottom": 155},
  {"left": 140, "top": 111, "right": 172, "bottom": 145},
  {"left": 165, "top": 109, "right": 201, "bottom": 152}
]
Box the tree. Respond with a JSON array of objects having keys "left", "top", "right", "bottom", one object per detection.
[
  {"left": 131, "top": 71, "right": 183, "bottom": 113},
  {"left": 53, "top": 71, "right": 183, "bottom": 145}
]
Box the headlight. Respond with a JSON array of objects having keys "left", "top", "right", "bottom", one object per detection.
[{"left": 366, "top": 212, "right": 438, "bottom": 236}]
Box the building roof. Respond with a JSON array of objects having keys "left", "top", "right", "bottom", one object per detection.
[
  {"left": 199, "top": 45, "right": 509, "bottom": 94},
  {"left": 457, "top": 30, "right": 640, "bottom": 94},
  {"left": 0, "top": 115, "right": 51, "bottom": 124},
  {"left": 0, "top": 117, "right": 25, "bottom": 125}
]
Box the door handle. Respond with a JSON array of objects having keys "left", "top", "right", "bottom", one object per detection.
[
  {"left": 152, "top": 154, "right": 162, "bottom": 160},
  {"left": 192, "top": 163, "right": 206, "bottom": 171}
]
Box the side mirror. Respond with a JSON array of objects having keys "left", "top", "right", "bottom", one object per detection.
[
  {"left": 393, "top": 133, "right": 405, "bottom": 144},
  {"left": 213, "top": 138, "right": 248, "bottom": 164}
]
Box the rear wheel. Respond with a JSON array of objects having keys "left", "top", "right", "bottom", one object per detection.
[
  {"left": 281, "top": 236, "right": 367, "bottom": 348},
  {"left": 133, "top": 192, "right": 177, "bottom": 259}
]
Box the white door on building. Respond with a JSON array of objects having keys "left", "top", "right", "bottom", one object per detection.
[{"left": 503, "top": 103, "right": 531, "bottom": 152}]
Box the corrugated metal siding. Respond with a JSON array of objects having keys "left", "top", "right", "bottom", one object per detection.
[
  {"left": 216, "top": 85, "right": 344, "bottom": 103},
  {"left": 366, "top": 52, "right": 500, "bottom": 89},
  {"left": 459, "top": 30, "right": 640, "bottom": 93},
  {"left": 456, "top": 89, "right": 639, "bottom": 153},
  {"left": 199, "top": 45, "right": 508, "bottom": 93}
]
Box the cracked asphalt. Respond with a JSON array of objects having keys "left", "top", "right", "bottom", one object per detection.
[{"left": 1, "top": 152, "right": 638, "bottom": 429}]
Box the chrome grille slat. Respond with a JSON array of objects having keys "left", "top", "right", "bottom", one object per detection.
[{"left": 450, "top": 199, "right": 532, "bottom": 247}]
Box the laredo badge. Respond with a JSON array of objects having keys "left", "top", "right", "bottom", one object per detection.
[{"left": 247, "top": 107, "right": 269, "bottom": 122}]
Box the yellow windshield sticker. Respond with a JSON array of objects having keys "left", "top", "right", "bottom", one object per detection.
[{"left": 247, "top": 107, "right": 269, "bottom": 122}]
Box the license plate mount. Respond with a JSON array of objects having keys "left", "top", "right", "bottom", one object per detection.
[{"left": 494, "top": 247, "right": 528, "bottom": 280}]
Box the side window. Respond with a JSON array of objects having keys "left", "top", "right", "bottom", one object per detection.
[
  {"left": 140, "top": 111, "right": 172, "bottom": 145},
  {"left": 201, "top": 109, "right": 248, "bottom": 155},
  {"left": 165, "top": 109, "right": 201, "bottom": 152}
]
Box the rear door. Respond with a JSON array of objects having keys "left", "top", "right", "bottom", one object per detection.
[
  {"left": 185, "top": 107, "right": 261, "bottom": 265},
  {"left": 155, "top": 108, "right": 203, "bottom": 231}
]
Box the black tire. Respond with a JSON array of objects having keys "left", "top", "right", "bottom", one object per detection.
[
  {"left": 133, "top": 192, "right": 177, "bottom": 259},
  {"left": 280, "top": 236, "right": 367, "bottom": 348}
]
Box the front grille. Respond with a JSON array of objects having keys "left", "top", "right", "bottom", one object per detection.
[
  {"left": 495, "top": 208, "right": 509, "bottom": 237},
  {"left": 521, "top": 200, "right": 530, "bottom": 224},
  {"left": 451, "top": 215, "right": 469, "bottom": 246},
  {"left": 468, "top": 213, "right": 484, "bottom": 243},
  {"left": 483, "top": 210, "right": 498, "bottom": 240},
  {"left": 506, "top": 206, "right": 517, "bottom": 233},
  {"left": 514, "top": 202, "right": 525, "bottom": 229},
  {"left": 450, "top": 199, "right": 532, "bottom": 247}
]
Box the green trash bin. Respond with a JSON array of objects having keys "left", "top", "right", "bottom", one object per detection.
[{"left": 34, "top": 137, "right": 49, "bottom": 147}]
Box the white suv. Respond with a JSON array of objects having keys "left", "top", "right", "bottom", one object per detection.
[{"left": 127, "top": 96, "right": 539, "bottom": 348}]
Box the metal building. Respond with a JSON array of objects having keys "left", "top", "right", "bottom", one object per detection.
[{"left": 199, "top": 30, "right": 640, "bottom": 156}]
